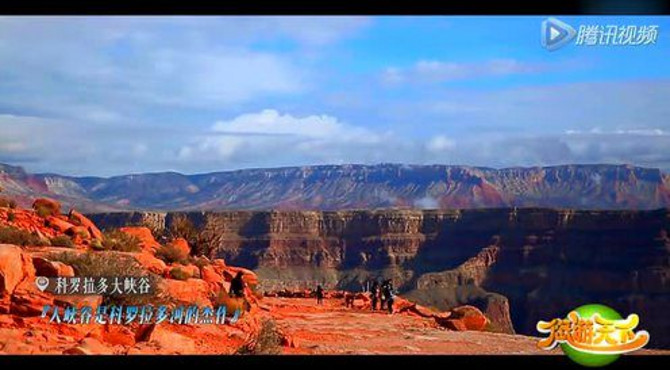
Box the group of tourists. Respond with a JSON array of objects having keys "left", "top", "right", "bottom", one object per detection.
[
  {"left": 368, "top": 279, "right": 395, "bottom": 314},
  {"left": 313, "top": 279, "right": 396, "bottom": 314}
]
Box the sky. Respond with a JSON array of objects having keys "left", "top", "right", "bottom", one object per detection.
[{"left": 1, "top": 16, "right": 670, "bottom": 176}]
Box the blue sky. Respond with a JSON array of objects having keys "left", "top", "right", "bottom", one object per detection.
[{"left": 1, "top": 16, "right": 670, "bottom": 176}]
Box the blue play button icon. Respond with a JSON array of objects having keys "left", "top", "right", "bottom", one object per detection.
[{"left": 541, "top": 17, "right": 577, "bottom": 51}]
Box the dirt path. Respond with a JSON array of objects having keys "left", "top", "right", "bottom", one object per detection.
[{"left": 264, "top": 297, "right": 560, "bottom": 355}]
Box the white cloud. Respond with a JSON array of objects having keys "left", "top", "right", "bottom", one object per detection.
[
  {"left": 414, "top": 195, "right": 439, "bottom": 209},
  {"left": 426, "top": 135, "right": 456, "bottom": 153},
  {"left": 566, "top": 128, "right": 668, "bottom": 136},
  {"left": 382, "top": 58, "right": 545, "bottom": 85},
  {"left": 179, "top": 109, "right": 386, "bottom": 163},
  {"left": 0, "top": 17, "right": 369, "bottom": 118}
]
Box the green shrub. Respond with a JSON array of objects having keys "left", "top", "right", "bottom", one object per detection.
[
  {"left": 102, "top": 229, "right": 141, "bottom": 252},
  {"left": 155, "top": 243, "right": 189, "bottom": 265},
  {"left": 190, "top": 256, "right": 210, "bottom": 270},
  {"left": 236, "top": 320, "right": 282, "bottom": 355},
  {"left": 168, "top": 215, "right": 198, "bottom": 241},
  {"left": 168, "top": 215, "right": 208, "bottom": 255},
  {"left": 0, "top": 197, "right": 17, "bottom": 209},
  {"left": 50, "top": 235, "right": 74, "bottom": 248},
  {"left": 90, "top": 238, "right": 104, "bottom": 251},
  {"left": 169, "top": 267, "right": 191, "bottom": 281},
  {"left": 0, "top": 226, "right": 48, "bottom": 246},
  {"left": 35, "top": 205, "right": 53, "bottom": 218},
  {"left": 7, "top": 212, "right": 16, "bottom": 222}
]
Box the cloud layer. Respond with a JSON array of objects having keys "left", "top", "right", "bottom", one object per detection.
[{"left": 0, "top": 17, "right": 669, "bottom": 176}]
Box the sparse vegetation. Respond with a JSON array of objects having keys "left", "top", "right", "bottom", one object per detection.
[
  {"left": 190, "top": 255, "right": 210, "bottom": 270},
  {"left": 168, "top": 214, "right": 208, "bottom": 255},
  {"left": 216, "top": 289, "right": 247, "bottom": 314},
  {"left": 236, "top": 320, "right": 282, "bottom": 355},
  {"left": 168, "top": 215, "right": 198, "bottom": 241},
  {"left": 101, "top": 229, "right": 141, "bottom": 252},
  {"left": 47, "top": 251, "right": 169, "bottom": 306},
  {"left": 7, "top": 212, "right": 16, "bottom": 222},
  {"left": 90, "top": 238, "right": 104, "bottom": 251},
  {"left": 155, "top": 243, "right": 189, "bottom": 265},
  {"left": 50, "top": 235, "right": 74, "bottom": 248},
  {"left": 169, "top": 267, "right": 190, "bottom": 281},
  {"left": 32, "top": 198, "right": 61, "bottom": 218},
  {"left": 35, "top": 205, "right": 53, "bottom": 218},
  {"left": 0, "top": 226, "right": 48, "bottom": 246},
  {"left": 0, "top": 197, "right": 17, "bottom": 209}
]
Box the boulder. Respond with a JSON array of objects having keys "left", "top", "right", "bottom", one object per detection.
[
  {"left": 170, "top": 263, "right": 199, "bottom": 279},
  {"left": 65, "top": 226, "right": 91, "bottom": 243},
  {"left": 32, "top": 198, "right": 61, "bottom": 217},
  {"left": 410, "top": 304, "right": 440, "bottom": 319},
  {"left": 223, "top": 266, "right": 258, "bottom": 286},
  {"left": 212, "top": 258, "right": 226, "bottom": 270},
  {"left": 161, "top": 278, "right": 212, "bottom": 307},
  {"left": 101, "top": 324, "right": 135, "bottom": 347},
  {"left": 132, "top": 252, "right": 167, "bottom": 275},
  {"left": 45, "top": 216, "right": 75, "bottom": 234},
  {"left": 32, "top": 256, "right": 75, "bottom": 277},
  {"left": 352, "top": 298, "right": 368, "bottom": 309},
  {"left": 441, "top": 319, "right": 468, "bottom": 331},
  {"left": 119, "top": 227, "right": 160, "bottom": 252},
  {"left": 169, "top": 238, "right": 191, "bottom": 256},
  {"left": 68, "top": 210, "right": 103, "bottom": 240},
  {"left": 0, "top": 245, "right": 29, "bottom": 295},
  {"left": 10, "top": 286, "right": 53, "bottom": 317},
  {"left": 200, "top": 265, "right": 224, "bottom": 287},
  {"left": 450, "top": 305, "right": 489, "bottom": 331}
]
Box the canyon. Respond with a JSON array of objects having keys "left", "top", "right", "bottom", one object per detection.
[{"left": 89, "top": 208, "right": 670, "bottom": 348}]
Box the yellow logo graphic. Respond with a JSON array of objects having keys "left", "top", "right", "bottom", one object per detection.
[{"left": 537, "top": 310, "right": 650, "bottom": 354}]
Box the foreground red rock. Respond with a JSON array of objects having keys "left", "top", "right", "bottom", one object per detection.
[
  {"left": 264, "top": 297, "right": 555, "bottom": 355},
  {"left": 68, "top": 210, "right": 103, "bottom": 240},
  {"left": 119, "top": 227, "right": 161, "bottom": 252}
]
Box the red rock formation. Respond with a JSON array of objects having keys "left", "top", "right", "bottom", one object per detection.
[
  {"left": 168, "top": 238, "right": 191, "bottom": 256},
  {"left": 132, "top": 252, "right": 167, "bottom": 275},
  {"left": 68, "top": 210, "right": 103, "bottom": 240},
  {"left": 119, "top": 227, "right": 160, "bottom": 252},
  {"left": 32, "top": 198, "right": 61, "bottom": 217},
  {"left": 32, "top": 256, "right": 75, "bottom": 277},
  {"left": 450, "top": 305, "right": 489, "bottom": 331}
]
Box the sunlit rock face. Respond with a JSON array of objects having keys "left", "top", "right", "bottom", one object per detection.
[{"left": 91, "top": 208, "right": 670, "bottom": 347}]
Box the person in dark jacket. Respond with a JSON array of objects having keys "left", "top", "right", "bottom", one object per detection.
[
  {"left": 315, "top": 284, "right": 324, "bottom": 305},
  {"left": 381, "top": 280, "right": 394, "bottom": 314},
  {"left": 229, "top": 271, "right": 245, "bottom": 298},
  {"left": 370, "top": 280, "right": 380, "bottom": 311}
]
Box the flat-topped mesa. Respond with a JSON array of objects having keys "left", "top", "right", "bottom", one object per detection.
[{"left": 4, "top": 163, "right": 670, "bottom": 212}]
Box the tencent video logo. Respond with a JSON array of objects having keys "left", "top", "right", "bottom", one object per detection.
[
  {"left": 537, "top": 304, "right": 650, "bottom": 367},
  {"left": 541, "top": 17, "right": 659, "bottom": 51},
  {"left": 541, "top": 17, "right": 577, "bottom": 51}
]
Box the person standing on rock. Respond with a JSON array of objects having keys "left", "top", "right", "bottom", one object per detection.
[
  {"left": 315, "top": 284, "right": 324, "bottom": 305},
  {"left": 370, "top": 280, "right": 380, "bottom": 311},
  {"left": 382, "top": 280, "right": 395, "bottom": 314},
  {"left": 230, "top": 271, "right": 246, "bottom": 298}
]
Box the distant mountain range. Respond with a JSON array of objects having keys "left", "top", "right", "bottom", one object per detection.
[{"left": 1, "top": 162, "right": 670, "bottom": 212}]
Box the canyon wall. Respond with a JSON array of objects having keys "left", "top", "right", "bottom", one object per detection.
[{"left": 89, "top": 208, "right": 670, "bottom": 347}]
